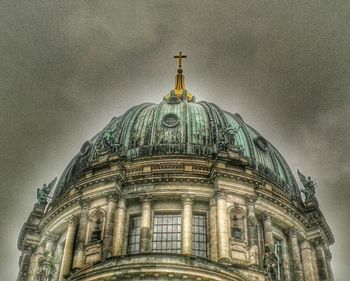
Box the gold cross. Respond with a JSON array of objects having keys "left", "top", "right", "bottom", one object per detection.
[{"left": 174, "top": 51, "right": 187, "bottom": 68}]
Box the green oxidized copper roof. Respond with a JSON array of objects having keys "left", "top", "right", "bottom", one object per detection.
[
  {"left": 53, "top": 99, "right": 299, "bottom": 199},
  {"left": 53, "top": 55, "right": 298, "bottom": 200}
]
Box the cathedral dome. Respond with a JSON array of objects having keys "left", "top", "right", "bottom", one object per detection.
[
  {"left": 54, "top": 100, "right": 298, "bottom": 200},
  {"left": 17, "top": 53, "right": 334, "bottom": 281}
]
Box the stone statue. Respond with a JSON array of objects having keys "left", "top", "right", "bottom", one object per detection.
[
  {"left": 37, "top": 252, "right": 56, "bottom": 281},
  {"left": 218, "top": 124, "right": 241, "bottom": 151},
  {"left": 102, "top": 128, "right": 121, "bottom": 153},
  {"left": 37, "top": 177, "right": 57, "bottom": 206},
  {"left": 297, "top": 169, "right": 317, "bottom": 200},
  {"left": 263, "top": 245, "right": 278, "bottom": 281}
]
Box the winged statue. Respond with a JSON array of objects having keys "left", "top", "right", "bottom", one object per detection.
[
  {"left": 37, "top": 177, "right": 57, "bottom": 206},
  {"left": 297, "top": 169, "right": 316, "bottom": 200}
]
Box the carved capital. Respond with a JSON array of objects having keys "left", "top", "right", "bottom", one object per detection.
[
  {"left": 45, "top": 231, "right": 59, "bottom": 243},
  {"left": 140, "top": 194, "right": 152, "bottom": 205},
  {"left": 215, "top": 190, "right": 227, "bottom": 201},
  {"left": 209, "top": 197, "right": 217, "bottom": 207},
  {"left": 65, "top": 215, "right": 79, "bottom": 225},
  {"left": 312, "top": 237, "right": 326, "bottom": 248},
  {"left": 79, "top": 198, "right": 91, "bottom": 210},
  {"left": 287, "top": 227, "right": 303, "bottom": 241},
  {"left": 106, "top": 191, "right": 119, "bottom": 202},
  {"left": 245, "top": 195, "right": 257, "bottom": 206},
  {"left": 181, "top": 194, "right": 194, "bottom": 205},
  {"left": 262, "top": 211, "right": 272, "bottom": 222}
]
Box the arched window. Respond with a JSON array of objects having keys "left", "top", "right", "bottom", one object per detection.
[{"left": 230, "top": 207, "right": 245, "bottom": 241}]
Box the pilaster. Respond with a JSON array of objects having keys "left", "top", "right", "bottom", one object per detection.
[
  {"left": 215, "top": 190, "right": 230, "bottom": 262},
  {"left": 73, "top": 198, "right": 90, "bottom": 269},
  {"left": 313, "top": 238, "right": 330, "bottom": 281},
  {"left": 103, "top": 192, "right": 118, "bottom": 258},
  {"left": 300, "top": 239, "right": 317, "bottom": 281}
]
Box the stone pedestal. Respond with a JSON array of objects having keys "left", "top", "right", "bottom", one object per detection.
[
  {"left": 112, "top": 197, "right": 126, "bottom": 256},
  {"left": 181, "top": 195, "right": 193, "bottom": 255},
  {"left": 103, "top": 193, "right": 118, "bottom": 258},
  {"left": 59, "top": 216, "right": 78, "bottom": 281},
  {"left": 140, "top": 196, "right": 152, "bottom": 253}
]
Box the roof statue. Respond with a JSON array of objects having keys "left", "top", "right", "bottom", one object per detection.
[
  {"left": 297, "top": 169, "right": 317, "bottom": 201},
  {"left": 36, "top": 177, "right": 57, "bottom": 206}
]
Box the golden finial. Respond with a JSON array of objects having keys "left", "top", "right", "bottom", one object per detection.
[
  {"left": 173, "top": 51, "right": 187, "bottom": 90},
  {"left": 164, "top": 51, "right": 194, "bottom": 102},
  {"left": 174, "top": 51, "right": 187, "bottom": 68}
]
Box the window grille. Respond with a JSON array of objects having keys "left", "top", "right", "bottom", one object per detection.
[
  {"left": 192, "top": 214, "right": 208, "bottom": 258},
  {"left": 152, "top": 214, "right": 181, "bottom": 254},
  {"left": 127, "top": 216, "right": 141, "bottom": 254}
]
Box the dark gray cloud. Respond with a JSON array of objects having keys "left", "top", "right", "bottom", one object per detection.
[{"left": 1, "top": 1, "right": 349, "bottom": 279}]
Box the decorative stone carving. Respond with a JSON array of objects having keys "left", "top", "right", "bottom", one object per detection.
[
  {"left": 37, "top": 252, "right": 56, "bottom": 281},
  {"left": 263, "top": 245, "right": 279, "bottom": 281},
  {"left": 297, "top": 169, "right": 317, "bottom": 201},
  {"left": 181, "top": 194, "right": 194, "bottom": 205},
  {"left": 106, "top": 192, "right": 119, "bottom": 203},
  {"left": 37, "top": 177, "right": 57, "bottom": 206}
]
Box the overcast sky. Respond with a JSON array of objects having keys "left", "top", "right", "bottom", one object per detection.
[{"left": 1, "top": 1, "right": 349, "bottom": 280}]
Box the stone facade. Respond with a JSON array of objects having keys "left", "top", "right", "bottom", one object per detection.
[{"left": 17, "top": 152, "right": 334, "bottom": 281}]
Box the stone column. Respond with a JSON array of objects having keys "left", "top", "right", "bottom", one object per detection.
[
  {"left": 181, "top": 195, "right": 193, "bottom": 255},
  {"left": 314, "top": 239, "right": 330, "bottom": 281},
  {"left": 27, "top": 245, "right": 44, "bottom": 281},
  {"left": 103, "top": 192, "right": 118, "bottom": 258},
  {"left": 289, "top": 228, "right": 304, "bottom": 281},
  {"left": 262, "top": 213, "right": 274, "bottom": 247},
  {"left": 54, "top": 242, "right": 64, "bottom": 281},
  {"left": 140, "top": 195, "right": 152, "bottom": 253},
  {"left": 300, "top": 240, "right": 317, "bottom": 281},
  {"left": 72, "top": 199, "right": 90, "bottom": 269},
  {"left": 209, "top": 198, "right": 218, "bottom": 261},
  {"left": 324, "top": 247, "right": 334, "bottom": 281},
  {"left": 16, "top": 246, "right": 34, "bottom": 281},
  {"left": 45, "top": 232, "right": 59, "bottom": 258},
  {"left": 216, "top": 190, "right": 230, "bottom": 262},
  {"left": 59, "top": 216, "right": 78, "bottom": 281},
  {"left": 112, "top": 197, "right": 126, "bottom": 256},
  {"left": 246, "top": 197, "right": 259, "bottom": 266},
  {"left": 281, "top": 239, "right": 292, "bottom": 281}
]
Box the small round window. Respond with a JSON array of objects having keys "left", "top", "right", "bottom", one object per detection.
[{"left": 162, "top": 113, "right": 180, "bottom": 128}]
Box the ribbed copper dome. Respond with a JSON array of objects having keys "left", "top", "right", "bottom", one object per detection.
[{"left": 53, "top": 100, "right": 298, "bottom": 200}]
